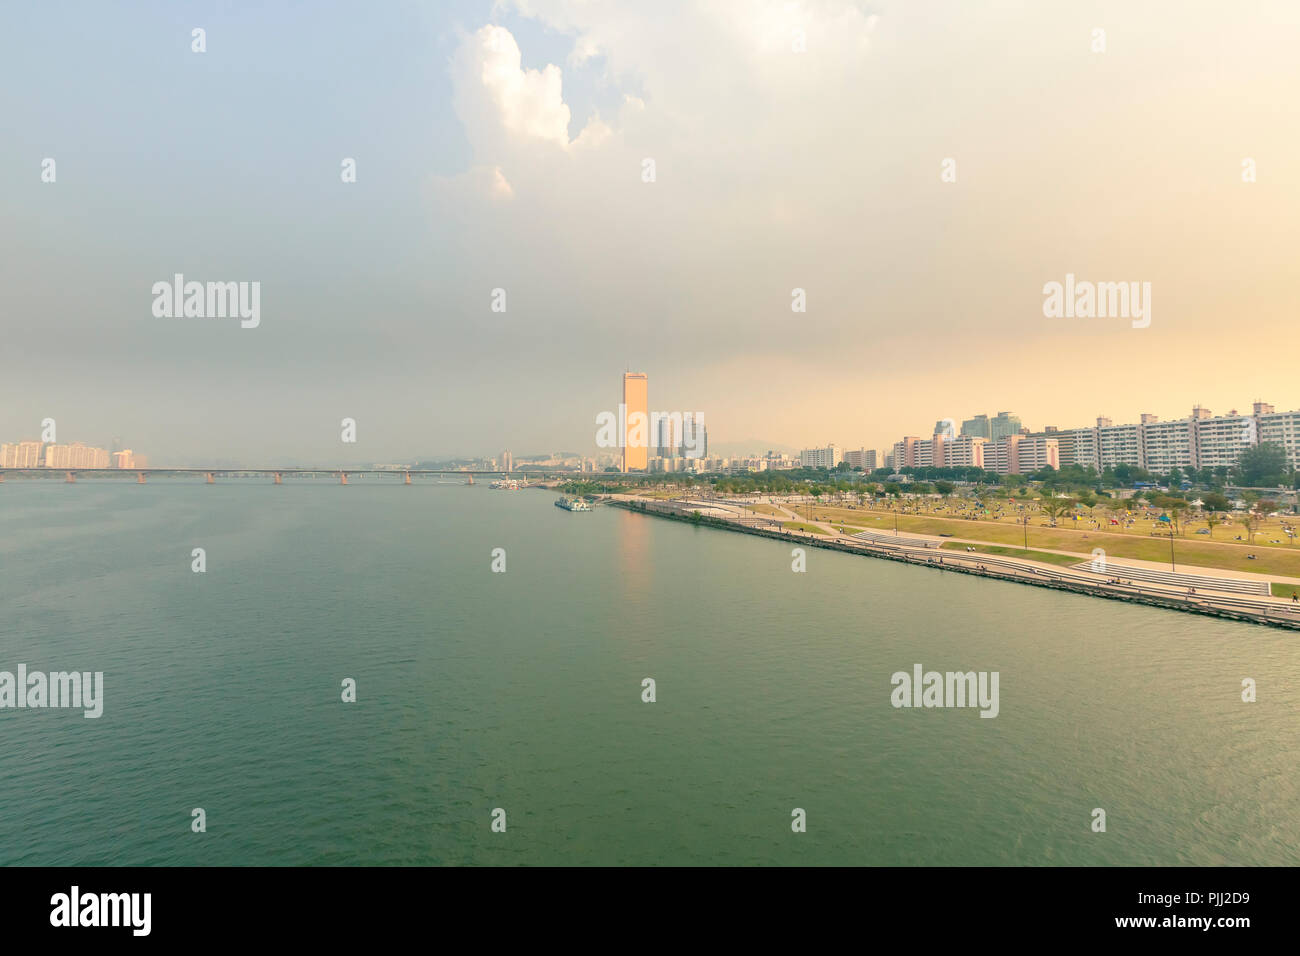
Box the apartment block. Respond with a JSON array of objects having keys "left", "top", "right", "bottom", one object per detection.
[
  {"left": 43, "top": 442, "right": 110, "bottom": 469},
  {"left": 800, "top": 444, "right": 843, "bottom": 469},
  {"left": 1193, "top": 412, "right": 1255, "bottom": 470},
  {"left": 0, "top": 440, "right": 45, "bottom": 468},
  {"left": 1258, "top": 409, "right": 1300, "bottom": 470},
  {"left": 1140, "top": 417, "right": 1195, "bottom": 473},
  {"left": 843, "top": 448, "right": 877, "bottom": 471}
]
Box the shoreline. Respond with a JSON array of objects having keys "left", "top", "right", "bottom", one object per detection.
[{"left": 609, "top": 498, "right": 1300, "bottom": 631}]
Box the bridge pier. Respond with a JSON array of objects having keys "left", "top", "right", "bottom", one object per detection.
[
  {"left": 206, "top": 472, "right": 215, "bottom": 484},
  {"left": 404, "top": 472, "right": 412, "bottom": 485},
  {"left": 66, "top": 472, "right": 76, "bottom": 483},
  {"left": 137, "top": 472, "right": 147, "bottom": 483},
  {"left": 339, "top": 472, "right": 348, "bottom": 485},
  {"left": 273, "top": 472, "right": 282, "bottom": 484}
]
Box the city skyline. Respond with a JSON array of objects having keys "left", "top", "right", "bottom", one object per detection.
[{"left": 7, "top": 390, "right": 1300, "bottom": 472}]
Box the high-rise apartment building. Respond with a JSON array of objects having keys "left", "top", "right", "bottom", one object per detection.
[
  {"left": 655, "top": 415, "right": 677, "bottom": 458},
  {"left": 0, "top": 440, "right": 45, "bottom": 468},
  {"left": 844, "top": 448, "right": 877, "bottom": 471},
  {"left": 621, "top": 372, "right": 648, "bottom": 472},
  {"left": 961, "top": 414, "right": 991, "bottom": 439},
  {"left": 937, "top": 435, "right": 986, "bottom": 469},
  {"left": 1257, "top": 409, "right": 1300, "bottom": 471},
  {"left": 1014, "top": 436, "right": 1060, "bottom": 473},
  {"left": 43, "top": 442, "right": 110, "bottom": 469},
  {"left": 890, "top": 436, "right": 921, "bottom": 469},
  {"left": 1141, "top": 418, "right": 1195, "bottom": 473},
  {"left": 1193, "top": 412, "right": 1255, "bottom": 470},
  {"left": 983, "top": 435, "right": 1058, "bottom": 474},
  {"left": 902, "top": 401, "right": 1300, "bottom": 475},
  {"left": 680, "top": 412, "right": 707, "bottom": 459},
  {"left": 1051, "top": 428, "right": 1096, "bottom": 468},
  {"left": 990, "top": 411, "right": 1022, "bottom": 442},
  {"left": 1097, "top": 422, "right": 1143, "bottom": 469},
  {"left": 886, "top": 436, "right": 986, "bottom": 471},
  {"left": 800, "top": 444, "right": 842, "bottom": 469}
]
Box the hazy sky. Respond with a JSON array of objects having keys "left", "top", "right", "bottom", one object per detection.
[{"left": 3, "top": 1, "right": 1298, "bottom": 464}]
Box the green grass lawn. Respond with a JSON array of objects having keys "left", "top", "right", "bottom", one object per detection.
[
  {"left": 1271, "top": 582, "right": 1300, "bottom": 599},
  {"left": 807, "top": 505, "right": 1300, "bottom": 576}
]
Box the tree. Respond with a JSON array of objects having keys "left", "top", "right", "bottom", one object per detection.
[
  {"left": 934, "top": 480, "right": 955, "bottom": 498},
  {"left": 1202, "top": 491, "right": 1230, "bottom": 513},
  {"left": 1168, "top": 500, "right": 1191, "bottom": 536},
  {"left": 1041, "top": 497, "right": 1074, "bottom": 526},
  {"left": 1237, "top": 443, "right": 1287, "bottom": 487}
]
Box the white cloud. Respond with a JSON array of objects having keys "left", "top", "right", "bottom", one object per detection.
[
  {"left": 452, "top": 24, "right": 603, "bottom": 153},
  {"left": 435, "top": 4, "right": 892, "bottom": 361}
]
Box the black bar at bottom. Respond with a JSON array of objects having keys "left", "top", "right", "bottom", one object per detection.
[{"left": 0, "top": 866, "right": 1278, "bottom": 942}]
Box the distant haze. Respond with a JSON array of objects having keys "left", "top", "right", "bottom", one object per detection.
[{"left": 3, "top": 2, "right": 1298, "bottom": 465}]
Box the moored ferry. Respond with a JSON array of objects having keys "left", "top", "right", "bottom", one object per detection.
[{"left": 555, "top": 495, "right": 592, "bottom": 512}]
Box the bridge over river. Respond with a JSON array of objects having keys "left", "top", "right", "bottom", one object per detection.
[{"left": 0, "top": 468, "right": 564, "bottom": 485}]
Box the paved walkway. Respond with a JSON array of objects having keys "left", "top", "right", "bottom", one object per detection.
[{"left": 616, "top": 494, "right": 1300, "bottom": 621}]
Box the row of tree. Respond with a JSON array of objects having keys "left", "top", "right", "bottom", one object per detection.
[{"left": 875, "top": 443, "right": 1295, "bottom": 490}]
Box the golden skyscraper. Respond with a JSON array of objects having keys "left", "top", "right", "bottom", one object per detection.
[{"left": 622, "top": 371, "right": 648, "bottom": 472}]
